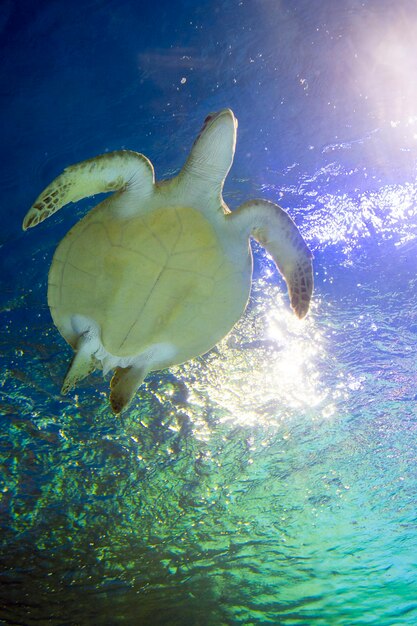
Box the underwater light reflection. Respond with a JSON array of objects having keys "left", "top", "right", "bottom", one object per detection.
[
  {"left": 175, "top": 284, "right": 345, "bottom": 434},
  {"left": 265, "top": 307, "right": 327, "bottom": 410},
  {"left": 303, "top": 177, "right": 417, "bottom": 261}
]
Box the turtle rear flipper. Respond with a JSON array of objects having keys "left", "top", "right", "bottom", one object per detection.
[
  {"left": 109, "top": 366, "right": 148, "bottom": 415},
  {"left": 61, "top": 332, "right": 99, "bottom": 395}
]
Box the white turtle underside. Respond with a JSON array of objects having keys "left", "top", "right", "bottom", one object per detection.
[{"left": 48, "top": 201, "right": 252, "bottom": 380}]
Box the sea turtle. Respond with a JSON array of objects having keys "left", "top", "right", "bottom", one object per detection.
[{"left": 23, "top": 109, "right": 313, "bottom": 414}]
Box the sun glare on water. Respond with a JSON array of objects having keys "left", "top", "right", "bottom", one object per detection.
[{"left": 172, "top": 282, "right": 343, "bottom": 436}]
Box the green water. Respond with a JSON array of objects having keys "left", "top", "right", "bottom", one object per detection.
[{"left": 2, "top": 281, "right": 417, "bottom": 625}]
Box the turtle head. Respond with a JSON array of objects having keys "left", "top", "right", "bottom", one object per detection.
[{"left": 181, "top": 109, "right": 238, "bottom": 191}]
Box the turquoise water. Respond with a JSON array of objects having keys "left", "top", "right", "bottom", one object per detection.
[{"left": 2, "top": 0, "right": 417, "bottom": 624}]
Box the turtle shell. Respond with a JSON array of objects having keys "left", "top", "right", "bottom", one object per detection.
[{"left": 48, "top": 204, "right": 251, "bottom": 365}]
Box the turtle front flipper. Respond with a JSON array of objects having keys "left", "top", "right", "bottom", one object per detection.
[
  {"left": 23, "top": 150, "right": 155, "bottom": 230},
  {"left": 230, "top": 200, "right": 313, "bottom": 318},
  {"left": 109, "top": 366, "right": 148, "bottom": 415}
]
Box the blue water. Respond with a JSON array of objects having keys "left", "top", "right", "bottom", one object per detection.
[{"left": 2, "top": 0, "right": 417, "bottom": 624}]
